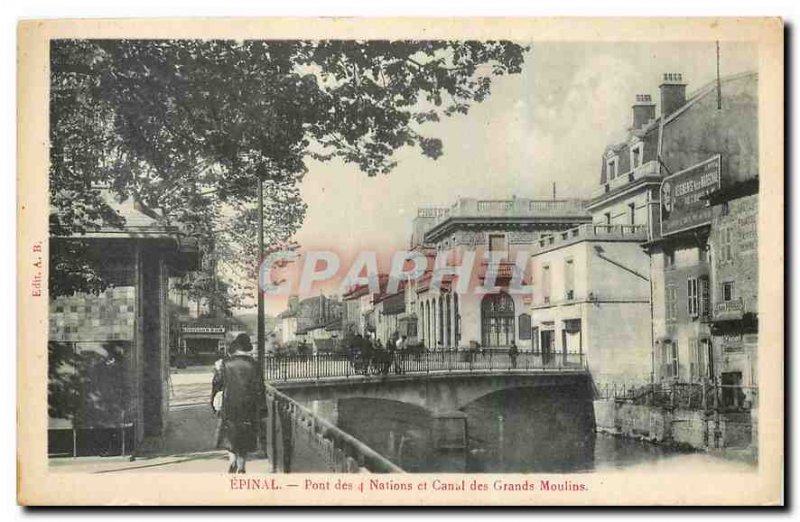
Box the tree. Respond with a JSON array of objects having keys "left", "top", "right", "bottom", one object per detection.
[{"left": 50, "top": 39, "right": 528, "bottom": 303}]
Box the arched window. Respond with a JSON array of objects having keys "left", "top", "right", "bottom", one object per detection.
[{"left": 481, "top": 292, "right": 515, "bottom": 347}]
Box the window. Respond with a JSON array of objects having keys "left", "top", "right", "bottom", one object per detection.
[
  {"left": 700, "top": 276, "right": 711, "bottom": 318},
  {"left": 562, "top": 319, "right": 582, "bottom": 355},
  {"left": 665, "top": 285, "right": 678, "bottom": 322},
  {"left": 480, "top": 292, "right": 515, "bottom": 347},
  {"left": 488, "top": 234, "right": 506, "bottom": 252},
  {"left": 407, "top": 320, "right": 418, "bottom": 338},
  {"left": 631, "top": 146, "right": 641, "bottom": 169},
  {"left": 518, "top": 313, "right": 532, "bottom": 340},
  {"left": 661, "top": 340, "right": 678, "bottom": 380},
  {"left": 722, "top": 281, "right": 735, "bottom": 302},
  {"left": 699, "top": 246, "right": 709, "bottom": 263},
  {"left": 628, "top": 203, "right": 636, "bottom": 225},
  {"left": 689, "top": 337, "right": 707, "bottom": 382},
  {"left": 664, "top": 248, "right": 675, "bottom": 269},
  {"left": 542, "top": 264, "right": 551, "bottom": 304},
  {"left": 531, "top": 327, "right": 539, "bottom": 353},
  {"left": 720, "top": 227, "right": 733, "bottom": 262},
  {"left": 688, "top": 277, "right": 699, "bottom": 317},
  {"left": 564, "top": 258, "right": 575, "bottom": 300},
  {"left": 604, "top": 212, "right": 612, "bottom": 225},
  {"left": 607, "top": 157, "right": 618, "bottom": 179}
]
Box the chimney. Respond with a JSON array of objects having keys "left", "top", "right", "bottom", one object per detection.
[
  {"left": 631, "top": 94, "right": 656, "bottom": 129},
  {"left": 659, "top": 73, "right": 687, "bottom": 118}
]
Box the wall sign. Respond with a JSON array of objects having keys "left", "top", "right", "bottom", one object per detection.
[
  {"left": 181, "top": 326, "right": 225, "bottom": 334},
  {"left": 660, "top": 155, "right": 721, "bottom": 236}
]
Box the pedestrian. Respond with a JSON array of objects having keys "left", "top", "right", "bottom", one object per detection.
[
  {"left": 211, "top": 333, "right": 266, "bottom": 474},
  {"left": 509, "top": 340, "right": 519, "bottom": 369},
  {"left": 395, "top": 335, "right": 407, "bottom": 374}
]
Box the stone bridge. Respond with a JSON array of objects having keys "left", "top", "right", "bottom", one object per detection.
[
  {"left": 273, "top": 369, "right": 593, "bottom": 414},
  {"left": 267, "top": 354, "right": 593, "bottom": 456}
]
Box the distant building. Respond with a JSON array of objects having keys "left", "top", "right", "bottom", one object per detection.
[
  {"left": 341, "top": 274, "right": 410, "bottom": 346},
  {"left": 411, "top": 197, "right": 591, "bottom": 351},
  {"left": 277, "top": 295, "right": 300, "bottom": 345},
  {"left": 277, "top": 294, "right": 342, "bottom": 353},
  {"left": 174, "top": 316, "right": 248, "bottom": 365}
]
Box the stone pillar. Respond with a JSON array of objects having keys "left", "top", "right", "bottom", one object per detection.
[
  {"left": 432, "top": 411, "right": 468, "bottom": 450},
  {"left": 432, "top": 297, "right": 438, "bottom": 349}
]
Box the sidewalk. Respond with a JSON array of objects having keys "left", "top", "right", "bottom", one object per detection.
[{"left": 50, "top": 367, "right": 271, "bottom": 474}]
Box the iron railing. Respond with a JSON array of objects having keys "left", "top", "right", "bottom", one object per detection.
[
  {"left": 597, "top": 381, "right": 759, "bottom": 412},
  {"left": 264, "top": 383, "right": 404, "bottom": 473},
  {"left": 265, "top": 350, "right": 587, "bottom": 383}
]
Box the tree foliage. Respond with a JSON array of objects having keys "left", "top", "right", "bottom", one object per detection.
[{"left": 50, "top": 39, "right": 527, "bottom": 306}]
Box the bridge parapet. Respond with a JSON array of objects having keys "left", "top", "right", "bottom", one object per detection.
[
  {"left": 266, "top": 351, "right": 586, "bottom": 384},
  {"left": 264, "top": 383, "right": 403, "bottom": 473}
]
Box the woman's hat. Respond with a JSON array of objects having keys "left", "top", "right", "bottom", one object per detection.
[{"left": 231, "top": 333, "right": 253, "bottom": 352}]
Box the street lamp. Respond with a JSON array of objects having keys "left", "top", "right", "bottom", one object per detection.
[
  {"left": 257, "top": 173, "right": 265, "bottom": 374},
  {"left": 238, "top": 150, "right": 267, "bottom": 373}
]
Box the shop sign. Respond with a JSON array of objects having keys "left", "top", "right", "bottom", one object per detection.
[
  {"left": 660, "top": 155, "right": 721, "bottom": 236},
  {"left": 721, "top": 332, "right": 744, "bottom": 353},
  {"left": 181, "top": 325, "right": 225, "bottom": 334},
  {"left": 713, "top": 298, "right": 745, "bottom": 321}
]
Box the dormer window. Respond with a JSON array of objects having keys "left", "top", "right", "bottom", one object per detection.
[
  {"left": 607, "top": 156, "right": 618, "bottom": 180},
  {"left": 630, "top": 142, "right": 643, "bottom": 170}
]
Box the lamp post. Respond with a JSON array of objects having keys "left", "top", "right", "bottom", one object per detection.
[{"left": 257, "top": 174, "right": 265, "bottom": 374}]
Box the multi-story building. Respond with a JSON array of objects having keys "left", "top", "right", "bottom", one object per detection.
[
  {"left": 647, "top": 71, "right": 758, "bottom": 387},
  {"left": 530, "top": 71, "right": 758, "bottom": 389},
  {"left": 706, "top": 178, "right": 759, "bottom": 408},
  {"left": 529, "top": 86, "right": 669, "bottom": 384},
  {"left": 410, "top": 197, "right": 591, "bottom": 351},
  {"left": 529, "top": 223, "right": 651, "bottom": 384}
]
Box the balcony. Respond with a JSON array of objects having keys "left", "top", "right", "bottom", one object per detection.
[
  {"left": 532, "top": 223, "right": 648, "bottom": 254},
  {"left": 478, "top": 260, "right": 519, "bottom": 281},
  {"left": 442, "top": 197, "right": 588, "bottom": 221},
  {"left": 591, "top": 160, "right": 660, "bottom": 200}
]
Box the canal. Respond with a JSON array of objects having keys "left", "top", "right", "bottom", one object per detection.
[{"left": 301, "top": 387, "right": 746, "bottom": 473}]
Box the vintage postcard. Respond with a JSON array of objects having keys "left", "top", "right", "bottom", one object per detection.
[{"left": 17, "top": 18, "right": 784, "bottom": 506}]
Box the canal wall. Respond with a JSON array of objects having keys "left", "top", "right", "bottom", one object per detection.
[{"left": 593, "top": 399, "right": 756, "bottom": 451}]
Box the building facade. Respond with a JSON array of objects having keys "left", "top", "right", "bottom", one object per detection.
[
  {"left": 411, "top": 198, "right": 591, "bottom": 351},
  {"left": 706, "top": 180, "right": 759, "bottom": 408},
  {"left": 647, "top": 71, "right": 758, "bottom": 389},
  {"left": 529, "top": 224, "right": 652, "bottom": 384}
]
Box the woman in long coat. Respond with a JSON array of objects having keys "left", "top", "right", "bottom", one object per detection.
[{"left": 211, "top": 333, "right": 266, "bottom": 473}]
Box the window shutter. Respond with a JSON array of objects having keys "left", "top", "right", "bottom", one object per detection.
[{"left": 700, "top": 276, "right": 710, "bottom": 318}]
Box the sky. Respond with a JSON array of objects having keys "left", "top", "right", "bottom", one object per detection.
[{"left": 259, "top": 41, "right": 757, "bottom": 311}]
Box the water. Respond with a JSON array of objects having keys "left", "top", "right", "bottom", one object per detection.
[{"left": 302, "top": 388, "right": 738, "bottom": 473}]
